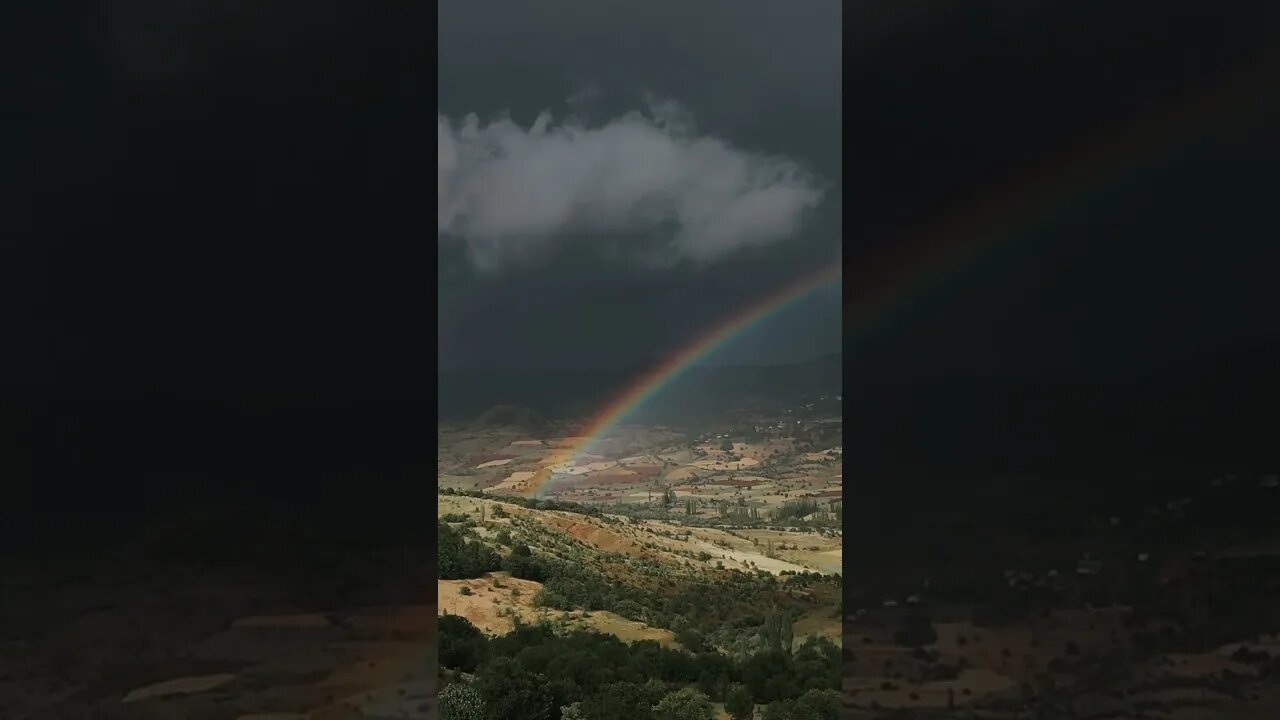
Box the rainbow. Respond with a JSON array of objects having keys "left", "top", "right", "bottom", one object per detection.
[
  {"left": 514, "top": 58, "right": 1278, "bottom": 498},
  {"left": 519, "top": 262, "right": 841, "bottom": 497},
  {"left": 840, "top": 57, "right": 1279, "bottom": 343}
]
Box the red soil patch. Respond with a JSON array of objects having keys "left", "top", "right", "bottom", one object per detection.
[
  {"left": 586, "top": 472, "right": 643, "bottom": 487},
  {"left": 544, "top": 515, "right": 650, "bottom": 556}
]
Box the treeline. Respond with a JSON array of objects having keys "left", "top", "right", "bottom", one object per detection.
[
  {"left": 439, "top": 487, "right": 842, "bottom": 533},
  {"left": 438, "top": 498, "right": 838, "bottom": 647},
  {"left": 767, "top": 499, "right": 841, "bottom": 525},
  {"left": 439, "top": 522, "right": 501, "bottom": 579},
  {"left": 439, "top": 487, "right": 605, "bottom": 517},
  {"left": 439, "top": 615, "right": 841, "bottom": 720}
]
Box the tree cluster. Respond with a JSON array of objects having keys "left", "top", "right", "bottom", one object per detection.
[
  {"left": 439, "top": 522, "right": 502, "bottom": 579},
  {"left": 438, "top": 617, "right": 841, "bottom": 720}
]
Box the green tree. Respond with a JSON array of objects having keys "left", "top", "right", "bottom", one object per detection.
[
  {"left": 439, "top": 682, "right": 486, "bottom": 720},
  {"left": 761, "top": 607, "right": 795, "bottom": 654},
  {"left": 725, "top": 683, "right": 755, "bottom": 720},
  {"left": 792, "top": 636, "right": 840, "bottom": 692},
  {"left": 439, "top": 614, "right": 487, "bottom": 672},
  {"left": 581, "top": 681, "right": 657, "bottom": 720},
  {"left": 761, "top": 699, "right": 795, "bottom": 720},
  {"left": 473, "top": 656, "right": 553, "bottom": 720},
  {"left": 439, "top": 523, "right": 501, "bottom": 579},
  {"left": 502, "top": 548, "right": 547, "bottom": 581},
  {"left": 791, "top": 688, "right": 840, "bottom": 720},
  {"left": 560, "top": 702, "right": 587, "bottom": 720},
  {"left": 653, "top": 687, "right": 715, "bottom": 720}
]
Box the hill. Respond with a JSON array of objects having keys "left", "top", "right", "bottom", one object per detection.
[
  {"left": 437, "top": 487, "right": 842, "bottom": 718},
  {"left": 438, "top": 353, "right": 842, "bottom": 425}
]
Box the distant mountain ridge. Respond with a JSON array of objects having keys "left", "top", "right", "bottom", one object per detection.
[{"left": 437, "top": 353, "right": 843, "bottom": 423}]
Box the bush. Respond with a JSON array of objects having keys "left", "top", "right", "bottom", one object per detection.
[
  {"left": 439, "top": 682, "right": 486, "bottom": 720},
  {"left": 725, "top": 683, "right": 755, "bottom": 720},
  {"left": 533, "top": 588, "right": 569, "bottom": 609},
  {"left": 439, "top": 523, "right": 501, "bottom": 579},
  {"left": 439, "top": 614, "right": 487, "bottom": 672},
  {"left": 653, "top": 686, "right": 715, "bottom": 720}
]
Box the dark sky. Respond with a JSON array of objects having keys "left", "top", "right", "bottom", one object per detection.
[
  {"left": 11, "top": 3, "right": 428, "bottom": 401},
  {"left": 7, "top": 3, "right": 431, "bottom": 517},
  {"left": 438, "top": 0, "right": 1279, "bottom": 375},
  {"left": 6, "top": 1, "right": 1278, "bottom": 517},
  {"left": 844, "top": 0, "right": 1280, "bottom": 379},
  {"left": 438, "top": 0, "right": 843, "bottom": 370}
]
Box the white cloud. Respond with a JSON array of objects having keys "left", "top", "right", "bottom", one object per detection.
[{"left": 438, "top": 100, "right": 825, "bottom": 269}]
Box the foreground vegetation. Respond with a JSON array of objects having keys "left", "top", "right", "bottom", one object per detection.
[
  {"left": 438, "top": 491, "right": 842, "bottom": 720},
  {"left": 439, "top": 615, "right": 840, "bottom": 720}
]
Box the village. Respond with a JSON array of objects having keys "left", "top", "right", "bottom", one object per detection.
[{"left": 438, "top": 397, "right": 843, "bottom": 525}]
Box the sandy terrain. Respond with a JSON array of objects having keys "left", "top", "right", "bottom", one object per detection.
[
  {"left": 794, "top": 609, "right": 843, "bottom": 644},
  {"left": 642, "top": 521, "right": 829, "bottom": 575},
  {"left": 475, "top": 458, "right": 514, "bottom": 469},
  {"left": 438, "top": 573, "right": 678, "bottom": 647},
  {"left": 439, "top": 575, "right": 546, "bottom": 634},
  {"left": 487, "top": 471, "right": 537, "bottom": 493},
  {"left": 549, "top": 460, "right": 618, "bottom": 475}
]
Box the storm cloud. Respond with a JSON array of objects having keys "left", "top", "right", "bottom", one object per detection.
[{"left": 437, "top": 100, "right": 826, "bottom": 270}]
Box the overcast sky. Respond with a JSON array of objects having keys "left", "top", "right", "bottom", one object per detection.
[{"left": 437, "top": 1, "right": 842, "bottom": 370}]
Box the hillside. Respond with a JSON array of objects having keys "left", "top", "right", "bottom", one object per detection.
[
  {"left": 438, "top": 492, "right": 841, "bottom": 653},
  {"left": 438, "top": 353, "right": 842, "bottom": 424},
  {"left": 436, "top": 479, "right": 842, "bottom": 719}
]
